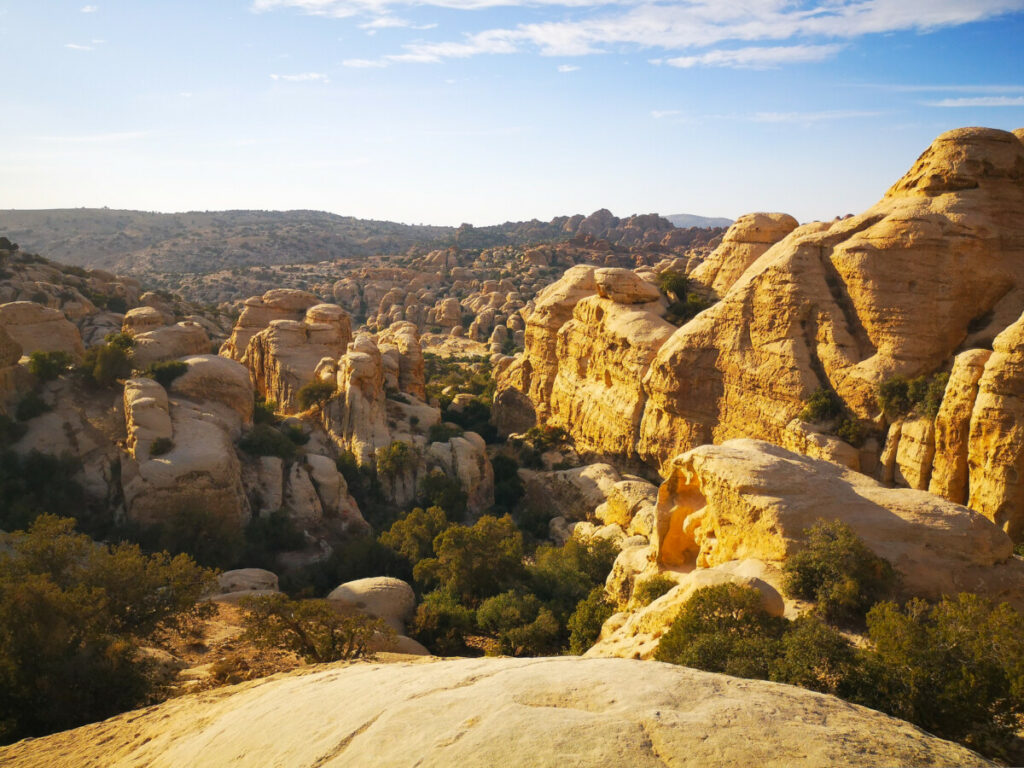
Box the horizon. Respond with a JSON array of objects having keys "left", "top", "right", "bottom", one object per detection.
[{"left": 1, "top": 1, "right": 1023, "bottom": 226}]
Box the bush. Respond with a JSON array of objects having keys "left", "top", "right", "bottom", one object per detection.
[
  {"left": 379, "top": 506, "right": 450, "bottom": 568},
  {"left": 0, "top": 450, "right": 87, "bottom": 533},
  {"left": 878, "top": 373, "right": 949, "bottom": 419},
  {"left": 144, "top": 360, "right": 189, "bottom": 388},
  {"left": 527, "top": 537, "right": 618, "bottom": 621},
  {"left": 567, "top": 586, "right": 615, "bottom": 654},
  {"left": 78, "top": 342, "right": 132, "bottom": 387},
  {"left": 132, "top": 504, "right": 245, "bottom": 570},
  {"left": 414, "top": 514, "right": 524, "bottom": 604},
  {"left": 835, "top": 416, "right": 866, "bottom": 447},
  {"left": 654, "top": 583, "right": 787, "bottom": 679},
  {"left": 242, "top": 510, "right": 306, "bottom": 570},
  {"left": 771, "top": 616, "right": 862, "bottom": 697},
  {"left": 15, "top": 391, "right": 51, "bottom": 421},
  {"left": 376, "top": 440, "right": 417, "bottom": 479},
  {"left": 149, "top": 437, "right": 173, "bottom": 457},
  {"left": 104, "top": 332, "right": 135, "bottom": 350},
  {"left": 428, "top": 422, "right": 464, "bottom": 443},
  {"left": 666, "top": 294, "right": 714, "bottom": 325},
  {"left": 296, "top": 380, "right": 335, "bottom": 410},
  {"left": 253, "top": 397, "right": 279, "bottom": 425},
  {"left": 633, "top": 574, "right": 677, "bottom": 607},
  {"left": 0, "top": 515, "right": 214, "bottom": 743},
  {"left": 523, "top": 425, "right": 568, "bottom": 451},
  {"left": 782, "top": 520, "right": 895, "bottom": 626},
  {"left": 491, "top": 454, "right": 525, "bottom": 513},
  {"left": 865, "top": 594, "right": 1024, "bottom": 759},
  {"left": 281, "top": 423, "right": 309, "bottom": 446},
  {"left": 335, "top": 451, "right": 382, "bottom": 520},
  {"left": 410, "top": 588, "right": 477, "bottom": 655},
  {"left": 418, "top": 472, "right": 468, "bottom": 519},
  {"left": 238, "top": 424, "right": 296, "bottom": 460},
  {"left": 657, "top": 269, "right": 688, "bottom": 301},
  {"left": 799, "top": 386, "right": 843, "bottom": 422},
  {"left": 240, "top": 593, "right": 392, "bottom": 663},
  {"left": 477, "top": 591, "right": 561, "bottom": 657},
  {"left": 27, "top": 351, "right": 73, "bottom": 382}
]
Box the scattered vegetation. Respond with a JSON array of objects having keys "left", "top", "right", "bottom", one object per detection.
[
  {"left": 633, "top": 574, "right": 678, "bottom": 607},
  {"left": 253, "top": 396, "right": 280, "bottom": 425},
  {"left": 295, "top": 380, "right": 335, "bottom": 410},
  {"left": 27, "top": 350, "right": 73, "bottom": 382},
  {"left": 0, "top": 450, "right": 87, "bottom": 533},
  {"left": 15, "top": 391, "right": 51, "bottom": 421},
  {"left": 376, "top": 440, "right": 417, "bottom": 479},
  {"left": 428, "top": 422, "right": 464, "bottom": 443},
  {"left": 144, "top": 360, "right": 189, "bottom": 388},
  {"left": 798, "top": 386, "right": 843, "bottom": 422},
  {"left": 238, "top": 424, "right": 297, "bottom": 460},
  {"left": 77, "top": 340, "right": 132, "bottom": 387},
  {"left": 877, "top": 372, "right": 949, "bottom": 419}
]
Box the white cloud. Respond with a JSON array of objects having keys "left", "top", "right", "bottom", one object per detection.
[
  {"left": 924, "top": 96, "right": 1024, "bottom": 107},
  {"left": 80, "top": 4, "right": 98, "bottom": 12},
  {"left": 666, "top": 44, "right": 842, "bottom": 69},
  {"left": 342, "top": 58, "right": 388, "bottom": 67},
  {"left": 651, "top": 109, "right": 681, "bottom": 119},
  {"left": 359, "top": 16, "right": 437, "bottom": 30},
  {"left": 557, "top": 64, "right": 579, "bottom": 72},
  {"left": 64, "top": 43, "right": 94, "bottom": 51},
  {"left": 270, "top": 72, "right": 331, "bottom": 81}
]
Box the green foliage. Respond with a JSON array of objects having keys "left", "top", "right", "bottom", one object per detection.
[
  {"left": 655, "top": 583, "right": 787, "bottom": 679},
  {"left": 132, "top": 504, "right": 245, "bottom": 569},
  {"left": 666, "top": 294, "right": 714, "bottom": 325},
  {"left": 379, "top": 506, "right": 450, "bottom": 567},
  {"left": 15, "top": 391, "right": 51, "bottom": 421},
  {"left": 144, "top": 360, "right": 189, "bottom": 388},
  {"left": 241, "top": 510, "right": 306, "bottom": 571},
  {"left": 834, "top": 416, "right": 866, "bottom": 447},
  {"left": 0, "top": 515, "right": 214, "bottom": 743},
  {"left": 238, "top": 424, "right": 296, "bottom": 460},
  {"left": 771, "top": 616, "right": 863, "bottom": 697},
  {"left": 149, "top": 437, "right": 173, "bottom": 457},
  {"left": 296, "top": 380, "right": 335, "bottom": 410},
  {"left": 865, "top": 594, "right": 1024, "bottom": 759},
  {"left": 799, "top": 386, "right": 844, "bottom": 422},
  {"left": 428, "top": 422, "right": 464, "bottom": 443},
  {"left": 878, "top": 373, "right": 949, "bottom": 419},
  {"left": 410, "top": 588, "right": 477, "bottom": 655},
  {"left": 78, "top": 342, "right": 132, "bottom": 387},
  {"left": 0, "top": 450, "right": 86, "bottom": 533},
  {"left": 335, "top": 451, "right": 382, "bottom": 520},
  {"left": 523, "top": 425, "right": 568, "bottom": 451},
  {"left": 657, "top": 269, "right": 688, "bottom": 300},
  {"left": 253, "top": 397, "right": 279, "bottom": 425},
  {"left": 477, "top": 591, "right": 561, "bottom": 656},
  {"left": 633, "top": 574, "right": 678, "bottom": 607},
  {"left": 414, "top": 514, "right": 524, "bottom": 604},
  {"left": 418, "top": 472, "right": 468, "bottom": 519},
  {"left": 27, "top": 350, "right": 73, "bottom": 382},
  {"left": 783, "top": 520, "right": 895, "bottom": 626},
  {"left": 376, "top": 440, "right": 417, "bottom": 479},
  {"left": 240, "top": 593, "right": 392, "bottom": 663},
  {"left": 491, "top": 454, "right": 525, "bottom": 514},
  {"left": 567, "top": 586, "right": 615, "bottom": 655},
  {"left": 442, "top": 398, "right": 498, "bottom": 443},
  {"left": 527, "top": 537, "right": 618, "bottom": 622},
  {"left": 423, "top": 353, "right": 495, "bottom": 405},
  {"left": 281, "top": 423, "right": 309, "bottom": 446},
  {"left": 103, "top": 332, "right": 136, "bottom": 350}
]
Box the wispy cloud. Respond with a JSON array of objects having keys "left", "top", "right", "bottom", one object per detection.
[
  {"left": 358, "top": 16, "right": 436, "bottom": 31},
  {"left": 666, "top": 44, "right": 842, "bottom": 69},
  {"left": 64, "top": 43, "right": 95, "bottom": 51},
  {"left": 857, "top": 83, "right": 1024, "bottom": 93},
  {"left": 80, "top": 4, "right": 98, "bottom": 12},
  {"left": 557, "top": 64, "right": 579, "bottom": 72},
  {"left": 924, "top": 96, "right": 1024, "bottom": 107},
  {"left": 651, "top": 109, "right": 681, "bottom": 119},
  {"left": 270, "top": 72, "right": 331, "bottom": 82}
]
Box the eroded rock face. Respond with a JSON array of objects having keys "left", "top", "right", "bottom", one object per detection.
[
  {"left": 0, "top": 657, "right": 991, "bottom": 768},
  {"left": 688, "top": 213, "right": 799, "bottom": 298},
  {"left": 655, "top": 439, "right": 1024, "bottom": 608},
  {"left": 930, "top": 349, "right": 991, "bottom": 503},
  {"left": 131, "top": 322, "right": 211, "bottom": 369},
  {"left": 377, "top": 322, "right": 426, "bottom": 400},
  {"left": 221, "top": 289, "right": 321, "bottom": 362},
  {"left": 0, "top": 325, "right": 22, "bottom": 367},
  {"left": 245, "top": 304, "right": 352, "bottom": 413},
  {"left": 0, "top": 301, "right": 85, "bottom": 360},
  {"left": 322, "top": 333, "right": 391, "bottom": 466}
]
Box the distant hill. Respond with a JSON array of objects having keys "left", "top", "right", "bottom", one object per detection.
[
  {"left": 0, "top": 208, "right": 724, "bottom": 276},
  {"left": 666, "top": 213, "right": 733, "bottom": 229}
]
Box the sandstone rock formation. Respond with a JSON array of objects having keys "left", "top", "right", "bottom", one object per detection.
[
  {"left": 688, "top": 213, "right": 798, "bottom": 297},
  {"left": 327, "top": 577, "right": 415, "bottom": 633},
  {"left": 130, "top": 321, "right": 211, "bottom": 369},
  {"left": 0, "top": 301, "right": 85, "bottom": 359},
  {"left": 221, "top": 289, "right": 321, "bottom": 362},
  {"left": 0, "top": 657, "right": 990, "bottom": 768}
]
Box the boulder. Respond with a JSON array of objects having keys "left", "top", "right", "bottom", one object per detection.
[
  {"left": 216, "top": 568, "right": 279, "bottom": 594},
  {"left": 221, "top": 289, "right": 321, "bottom": 362},
  {"left": 327, "top": 577, "right": 416, "bottom": 634},
  {"left": 130, "top": 322, "right": 211, "bottom": 368},
  {"left": 593, "top": 268, "right": 662, "bottom": 304},
  {"left": 0, "top": 301, "right": 84, "bottom": 360},
  {"left": 688, "top": 213, "right": 799, "bottom": 297}
]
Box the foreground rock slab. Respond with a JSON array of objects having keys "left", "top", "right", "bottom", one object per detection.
[{"left": 0, "top": 657, "right": 990, "bottom": 767}]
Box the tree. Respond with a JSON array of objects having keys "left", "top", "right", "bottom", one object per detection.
[
  {"left": 379, "top": 506, "right": 450, "bottom": 567},
  {"left": 477, "top": 591, "right": 561, "bottom": 657},
  {"left": 295, "top": 380, "right": 335, "bottom": 410},
  {"left": 27, "top": 350, "right": 73, "bottom": 382},
  {"left": 240, "top": 593, "right": 392, "bottom": 663},
  {"left": 567, "top": 586, "right": 614, "bottom": 655},
  {"left": 413, "top": 514, "right": 524, "bottom": 604},
  {"left": 409, "top": 588, "right": 476, "bottom": 655},
  {"left": 0, "top": 516, "right": 214, "bottom": 743}
]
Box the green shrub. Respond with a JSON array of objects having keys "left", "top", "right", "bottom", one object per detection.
[
  {"left": 878, "top": 373, "right": 949, "bottom": 419},
  {"left": 253, "top": 397, "right": 279, "bottom": 425},
  {"left": 0, "top": 450, "right": 86, "bottom": 533},
  {"left": 799, "top": 386, "right": 843, "bottom": 422},
  {"left": 376, "top": 440, "right": 417, "bottom": 479},
  {"left": 418, "top": 472, "right": 468, "bottom": 519},
  {"left": 523, "top": 425, "right": 568, "bottom": 451},
  {"left": 78, "top": 342, "right": 131, "bottom": 387},
  {"left": 428, "top": 422, "right": 464, "bottom": 443},
  {"left": 666, "top": 294, "right": 714, "bottom": 325},
  {"left": 379, "top": 506, "right": 450, "bottom": 568},
  {"left": 865, "top": 594, "right": 1024, "bottom": 760},
  {"left": 27, "top": 351, "right": 73, "bottom": 382},
  {"left": 835, "top": 416, "right": 866, "bottom": 447},
  {"left": 567, "top": 586, "right": 615, "bottom": 654},
  {"left": 410, "top": 588, "right": 477, "bottom": 656},
  {"left": 238, "top": 424, "right": 296, "bottom": 460},
  {"left": 144, "top": 360, "right": 189, "bottom": 388},
  {"left": 240, "top": 593, "right": 392, "bottom": 663},
  {"left": 654, "top": 583, "right": 787, "bottom": 679},
  {"left": 782, "top": 520, "right": 895, "bottom": 626},
  {"left": 527, "top": 537, "right": 618, "bottom": 621},
  {"left": 0, "top": 515, "right": 214, "bottom": 743},
  {"left": 335, "top": 451, "right": 382, "bottom": 520},
  {"left": 657, "top": 269, "right": 688, "bottom": 300},
  {"left": 281, "top": 423, "right": 309, "bottom": 446},
  {"left": 771, "top": 616, "right": 862, "bottom": 697},
  {"left": 296, "top": 380, "right": 335, "bottom": 410},
  {"left": 104, "top": 332, "right": 135, "bottom": 350},
  {"left": 242, "top": 510, "right": 306, "bottom": 570},
  {"left": 477, "top": 591, "right": 561, "bottom": 656},
  {"left": 414, "top": 514, "right": 524, "bottom": 604},
  {"left": 491, "top": 454, "right": 525, "bottom": 514},
  {"left": 633, "top": 574, "right": 678, "bottom": 606},
  {"left": 149, "top": 437, "right": 173, "bottom": 457},
  {"left": 15, "top": 391, "right": 51, "bottom": 421},
  {"left": 132, "top": 504, "right": 245, "bottom": 570}
]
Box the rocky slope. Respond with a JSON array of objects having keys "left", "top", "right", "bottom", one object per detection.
[{"left": 0, "top": 657, "right": 989, "bottom": 768}]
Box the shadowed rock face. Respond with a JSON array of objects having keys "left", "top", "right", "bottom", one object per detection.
[{"left": 0, "top": 657, "right": 991, "bottom": 768}]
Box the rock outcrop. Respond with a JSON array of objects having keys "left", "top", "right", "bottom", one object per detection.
[
  {"left": 0, "top": 657, "right": 990, "bottom": 768},
  {"left": 221, "top": 289, "right": 321, "bottom": 362},
  {"left": 0, "top": 301, "right": 85, "bottom": 360},
  {"left": 688, "top": 213, "right": 799, "bottom": 297},
  {"left": 130, "top": 321, "right": 211, "bottom": 368}
]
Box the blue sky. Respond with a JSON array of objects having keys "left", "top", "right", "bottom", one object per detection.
[{"left": 1, "top": 1, "right": 1023, "bottom": 226}]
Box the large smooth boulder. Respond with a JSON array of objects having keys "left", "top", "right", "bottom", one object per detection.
[
  {"left": 327, "top": 577, "right": 416, "bottom": 633},
  {"left": 0, "top": 301, "right": 84, "bottom": 360}
]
